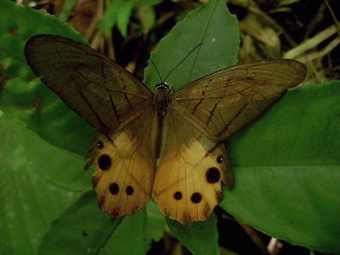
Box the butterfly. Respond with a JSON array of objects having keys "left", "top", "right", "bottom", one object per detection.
[{"left": 25, "top": 34, "right": 307, "bottom": 224}]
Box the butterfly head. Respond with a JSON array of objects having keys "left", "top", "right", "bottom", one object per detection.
[
  {"left": 151, "top": 43, "right": 203, "bottom": 94},
  {"left": 155, "top": 81, "right": 170, "bottom": 92},
  {"left": 154, "top": 82, "right": 171, "bottom": 114}
]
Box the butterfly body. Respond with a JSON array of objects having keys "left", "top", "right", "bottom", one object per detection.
[
  {"left": 25, "top": 35, "right": 306, "bottom": 224},
  {"left": 154, "top": 83, "right": 172, "bottom": 114}
]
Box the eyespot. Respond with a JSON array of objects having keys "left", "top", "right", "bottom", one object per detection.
[
  {"left": 109, "top": 183, "right": 119, "bottom": 195},
  {"left": 97, "top": 140, "right": 104, "bottom": 149},
  {"left": 216, "top": 155, "right": 223, "bottom": 164},
  {"left": 97, "top": 154, "right": 112, "bottom": 170},
  {"left": 191, "top": 192, "right": 202, "bottom": 203},
  {"left": 126, "top": 186, "right": 134, "bottom": 195},
  {"left": 206, "top": 167, "right": 221, "bottom": 183},
  {"left": 174, "top": 191, "right": 182, "bottom": 200}
]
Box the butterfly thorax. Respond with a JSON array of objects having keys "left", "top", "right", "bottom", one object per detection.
[{"left": 154, "top": 82, "right": 171, "bottom": 116}]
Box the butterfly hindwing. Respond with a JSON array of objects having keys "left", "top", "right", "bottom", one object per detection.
[
  {"left": 152, "top": 109, "right": 233, "bottom": 224},
  {"left": 89, "top": 107, "right": 158, "bottom": 218}
]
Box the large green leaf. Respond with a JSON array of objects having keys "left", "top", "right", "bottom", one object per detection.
[
  {"left": 39, "top": 191, "right": 125, "bottom": 255},
  {"left": 0, "top": 0, "right": 95, "bottom": 156},
  {"left": 143, "top": 0, "right": 240, "bottom": 91},
  {"left": 221, "top": 80, "right": 340, "bottom": 254},
  {"left": 0, "top": 114, "right": 89, "bottom": 255},
  {"left": 39, "top": 196, "right": 165, "bottom": 255},
  {"left": 166, "top": 214, "right": 219, "bottom": 255}
]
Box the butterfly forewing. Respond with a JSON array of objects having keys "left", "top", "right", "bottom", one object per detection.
[
  {"left": 25, "top": 35, "right": 153, "bottom": 134},
  {"left": 171, "top": 59, "right": 307, "bottom": 141}
]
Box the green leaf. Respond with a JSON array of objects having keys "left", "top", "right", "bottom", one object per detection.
[
  {"left": 39, "top": 191, "right": 122, "bottom": 254},
  {"left": 39, "top": 190, "right": 151, "bottom": 255},
  {"left": 39, "top": 197, "right": 164, "bottom": 255},
  {"left": 99, "top": 208, "right": 148, "bottom": 255},
  {"left": 221, "top": 80, "right": 340, "bottom": 254},
  {"left": 143, "top": 0, "right": 240, "bottom": 91},
  {"left": 102, "top": 0, "right": 134, "bottom": 37},
  {"left": 167, "top": 214, "right": 219, "bottom": 255},
  {"left": 137, "top": 5, "right": 156, "bottom": 35},
  {"left": 59, "top": 0, "right": 77, "bottom": 21},
  {"left": 0, "top": 115, "right": 89, "bottom": 255},
  {"left": 0, "top": 0, "right": 96, "bottom": 156},
  {"left": 146, "top": 201, "right": 166, "bottom": 250},
  {"left": 137, "top": 0, "right": 162, "bottom": 6}
]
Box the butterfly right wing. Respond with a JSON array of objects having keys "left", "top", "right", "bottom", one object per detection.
[{"left": 25, "top": 34, "right": 153, "bottom": 134}]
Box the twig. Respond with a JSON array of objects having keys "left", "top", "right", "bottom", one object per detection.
[{"left": 284, "top": 25, "right": 338, "bottom": 59}]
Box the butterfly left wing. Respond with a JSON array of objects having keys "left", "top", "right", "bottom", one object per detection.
[{"left": 152, "top": 109, "right": 233, "bottom": 224}]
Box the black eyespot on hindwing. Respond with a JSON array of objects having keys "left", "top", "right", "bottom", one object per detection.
[
  {"left": 174, "top": 191, "right": 182, "bottom": 200},
  {"left": 216, "top": 155, "right": 223, "bottom": 164},
  {"left": 126, "top": 186, "right": 134, "bottom": 195},
  {"left": 206, "top": 167, "right": 221, "bottom": 184},
  {"left": 191, "top": 192, "right": 202, "bottom": 203},
  {"left": 109, "top": 183, "right": 119, "bottom": 195},
  {"left": 97, "top": 154, "right": 112, "bottom": 170},
  {"left": 97, "top": 140, "right": 104, "bottom": 149}
]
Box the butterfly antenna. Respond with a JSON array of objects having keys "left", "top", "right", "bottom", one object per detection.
[
  {"left": 149, "top": 57, "right": 163, "bottom": 84},
  {"left": 163, "top": 42, "right": 203, "bottom": 82},
  {"left": 134, "top": 33, "right": 163, "bottom": 83}
]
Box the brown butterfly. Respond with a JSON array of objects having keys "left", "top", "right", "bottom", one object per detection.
[{"left": 25, "top": 34, "right": 306, "bottom": 224}]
